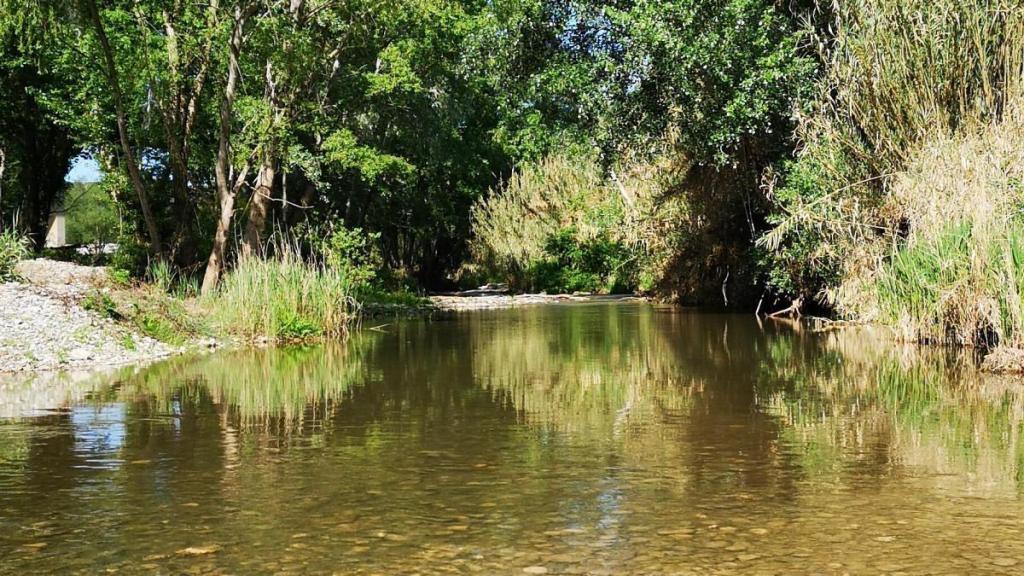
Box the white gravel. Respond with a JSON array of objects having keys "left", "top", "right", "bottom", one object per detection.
[
  {"left": 0, "top": 260, "right": 176, "bottom": 373},
  {"left": 428, "top": 293, "right": 645, "bottom": 311}
]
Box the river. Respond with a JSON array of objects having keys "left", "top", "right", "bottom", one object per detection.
[{"left": 2, "top": 302, "right": 1024, "bottom": 574}]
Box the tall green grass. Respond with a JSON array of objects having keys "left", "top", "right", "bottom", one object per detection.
[
  {"left": 209, "top": 244, "right": 357, "bottom": 340},
  {"left": 0, "top": 228, "right": 29, "bottom": 281},
  {"left": 876, "top": 222, "right": 1024, "bottom": 347}
]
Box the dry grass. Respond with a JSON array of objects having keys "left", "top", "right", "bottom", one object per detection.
[
  {"left": 763, "top": 0, "right": 1024, "bottom": 344},
  {"left": 870, "top": 110, "right": 1024, "bottom": 347},
  {"left": 808, "top": 0, "right": 1024, "bottom": 171},
  {"left": 468, "top": 153, "right": 688, "bottom": 291}
]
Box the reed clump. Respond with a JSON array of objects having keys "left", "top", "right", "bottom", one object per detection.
[
  {"left": 762, "top": 0, "right": 1024, "bottom": 352},
  {"left": 209, "top": 240, "right": 357, "bottom": 340}
]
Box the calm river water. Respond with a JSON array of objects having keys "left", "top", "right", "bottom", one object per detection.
[{"left": 2, "top": 303, "right": 1024, "bottom": 574}]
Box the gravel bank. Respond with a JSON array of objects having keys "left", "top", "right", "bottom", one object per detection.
[
  {"left": 0, "top": 260, "right": 177, "bottom": 373},
  {"left": 428, "top": 293, "right": 645, "bottom": 311}
]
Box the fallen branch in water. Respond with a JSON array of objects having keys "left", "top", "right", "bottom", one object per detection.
[
  {"left": 808, "top": 316, "right": 869, "bottom": 332},
  {"left": 768, "top": 297, "right": 803, "bottom": 318}
]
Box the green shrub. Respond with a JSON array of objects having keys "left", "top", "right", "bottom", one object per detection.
[
  {"left": 524, "top": 228, "right": 636, "bottom": 294},
  {"left": 758, "top": 132, "right": 875, "bottom": 302},
  {"left": 136, "top": 313, "right": 181, "bottom": 344},
  {"left": 0, "top": 229, "right": 30, "bottom": 281},
  {"left": 469, "top": 154, "right": 650, "bottom": 294},
  {"left": 82, "top": 291, "right": 122, "bottom": 320},
  {"left": 876, "top": 222, "right": 1024, "bottom": 347},
  {"left": 306, "top": 224, "right": 381, "bottom": 291},
  {"left": 110, "top": 231, "right": 149, "bottom": 281}
]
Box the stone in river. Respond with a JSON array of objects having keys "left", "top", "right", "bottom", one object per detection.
[
  {"left": 523, "top": 566, "right": 549, "bottom": 574},
  {"left": 992, "top": 558, "right": 1020, "bottom": 567},
  {"left": 175, "top": 545, "right": 222, "bottom": 556}
]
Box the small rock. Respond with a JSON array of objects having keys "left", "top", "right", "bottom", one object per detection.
[
  {"left": 523, "top": 567, "right": 549, "bottom": 575},
  {"left": 176, "top": 545, "right": 222, "bottom": 556}
]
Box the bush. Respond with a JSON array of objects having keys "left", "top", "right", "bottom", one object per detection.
[
  {"left": 761, "top": 0, "right": 1024, "bottom": 312},
  {"left": 875, "top": 222, "right": 1024, "bottom": 348},
  {"left": 524, "top": 228, "right": 636, "bottom": 294},
  {"left": 469, "top": 154, "right": 664, "bottom": 294},
  {"left": 0, "top": 229, "right": 30, "bottom": 281},
  {"left": 305, "top": 224, "right": 381, "bottom": 291},
  {"left": 109, "top": 231, "right": 149, "bottom": 281},
  {"left": 209, "top": 242, "right": 356, "bottom": 340},
  {"left": 470, "top": 154, "right": 611, "bottom": 281}
]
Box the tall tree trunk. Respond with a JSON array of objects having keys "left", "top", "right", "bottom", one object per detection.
[
  {"left": 242, "top": 148, "right": 276, "bottom": 257},
  {"left": 0, "top": 149, "right": 5, "bottom": 216},
  {"left": 161, "top": 3, "right": 218, "bottom": 266},
  {"left": 201, "top": 4, "right": 247, "bottom": 295},
  {"left": 242, "top": 57, "right": 279, "bottom": 258},
  {"left": 82, "top": 0, "right": 163, "bottom": 255}
]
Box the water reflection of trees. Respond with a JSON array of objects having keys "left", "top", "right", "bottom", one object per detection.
[
  {"left": 10, "top": 306, "right": 1024, "bottom": 571},
  {"left": 11, "top": 308, "right": 1022, "bottom": 496},
  {"left": 757, "top": 325, "right": 1024, "bottom": 493},
  {"left": 115, "top": 338, "right": 377, "bottom": 430},
  {"left": 468, "top": 304, "right": 698, "bottom": 432}
]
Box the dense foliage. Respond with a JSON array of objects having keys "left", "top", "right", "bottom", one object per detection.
[{"left": 3, "top": 0, "right": 1020, "bottom": 349}]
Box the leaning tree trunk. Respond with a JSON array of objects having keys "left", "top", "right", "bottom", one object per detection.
[
  {"left": 201, "top": 4, "right": 247, "bottom": 295},
  {"left": 83, "top": 0, "right": 163, "bottom": 255}
]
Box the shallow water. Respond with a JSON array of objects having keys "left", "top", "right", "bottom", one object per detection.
[{"left": 2, "top": 303, "right": 1024, "bottom": 574}]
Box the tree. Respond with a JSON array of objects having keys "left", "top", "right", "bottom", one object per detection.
[{"left": 0, "top": 38, "right": 75, "bottom": 248}]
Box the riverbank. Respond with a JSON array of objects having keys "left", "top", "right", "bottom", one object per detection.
[
  {"left": 428, "top": 292, "right": 645, "bottom": 311},
  {"left": 0, "top": 274, "right": 176, "bottom": 373},
  {"left": 1, "top": 259, "right": 651, "bottom": 374},
  {"left": 5, "top": 257, "right": 1020, "bottom": 376},
  {"left": 0, "top": 260, "right": 215, "bottom": 373}
]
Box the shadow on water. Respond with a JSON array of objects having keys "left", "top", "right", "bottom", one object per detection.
[{"left": 3, "top": 302, "right": 1024, "bottom": 573}]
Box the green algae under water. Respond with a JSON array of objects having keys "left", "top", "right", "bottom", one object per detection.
[{"left": 3, "top": 302, "right": 1024, "bottom": 574}]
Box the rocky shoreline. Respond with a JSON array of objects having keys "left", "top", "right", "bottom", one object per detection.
[
  {"left": 0, "top": 259, "right": 648, "bottom": 376},
  {"left": 0, "top": 260, "right": 178, "bottom": 374}
]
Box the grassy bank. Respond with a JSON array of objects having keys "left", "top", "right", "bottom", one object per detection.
[
  {"left": 0, "top": 226, "right": 431, "bottom": 350},
  {"left": 755, "top": 0, "right": 1024, "bottom": 365}
]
